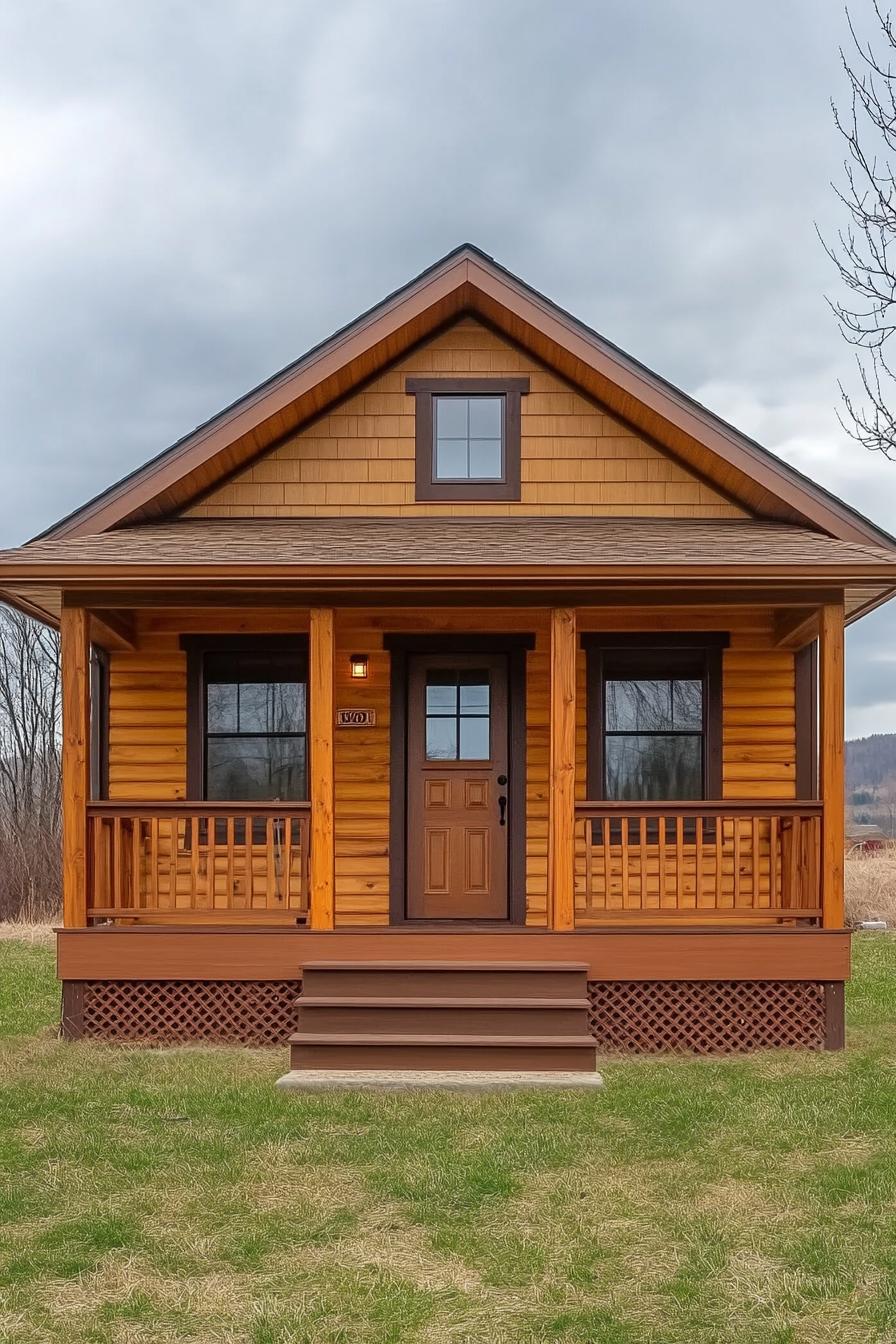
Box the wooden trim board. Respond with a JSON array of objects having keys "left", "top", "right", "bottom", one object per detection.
[{"left": 56, "top": 926, "right": 851, "bottom": 983}]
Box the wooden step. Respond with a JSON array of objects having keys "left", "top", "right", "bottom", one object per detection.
[
  {"left": 300, "top": 962, "right": 588, "bottom": 1000},
  {"left": 290, "top": 960, "right": 597, "bottom": 1074},
  {"left": 296, "top": 1001, "right": 588, "bottom": 1036},
  {"left": 289, "top": 1034, "right": 598, "bottom": 1072}
]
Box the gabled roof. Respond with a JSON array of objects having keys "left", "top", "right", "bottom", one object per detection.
[{"left": 31, "top": 244, "right": 896, "bottom": 548}]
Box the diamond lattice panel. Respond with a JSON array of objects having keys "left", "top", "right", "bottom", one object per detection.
[
  {"left": 81, "top": 980, "right": 301, "bottom": 1046},
  {"left": 587, "top": 979, "right": 826, "bottom": 1054}
]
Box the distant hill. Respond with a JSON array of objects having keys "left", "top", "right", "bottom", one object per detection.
[{"left": 846, "top": 733, "right": 896, "bottom": 796}]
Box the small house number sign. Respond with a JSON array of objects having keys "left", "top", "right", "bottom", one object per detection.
[{"left": 336, "top": 708, "right": 376, "bottom": 727}]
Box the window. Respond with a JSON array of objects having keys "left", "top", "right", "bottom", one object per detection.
[
  {"left": 425, "top": 668, "right": 490, "bottom": 760},
  {"left": 604, "top": 673, "right": 703, "bottom": 800},
  {"left": 406, "top": 376, "right": 529, "bottom": 501},
  {"left": 584, "top": 636, "right": 727, "bottom": 802},
  {"left": 433, "top": 397, "right": 503, "bottom": 481},
  {"left": 182, "top": 637, "right": 308, "bottom": 801}
]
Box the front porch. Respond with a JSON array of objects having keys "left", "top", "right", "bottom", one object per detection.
[
  {"left": 59, "top": 595, "right": 845, "bottom": 935},
  {"left": 50, "top": 587, "right": 850, "bottom": 1053}
]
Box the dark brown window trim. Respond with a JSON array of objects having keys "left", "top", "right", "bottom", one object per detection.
[
  {"left": 406, "top": 376, "right": 529, "bottom": 502},
  {"left": 582, "top": 632, "right": 729, "bottom": 801},
  {"left": 179, "top": 634, "right": 308, "bottom": 801},
  {"left": 795, "top": 640, "right": 818, "bottom": 800},
  {"left": 386, "top": 632, "right": 530, "bottom": 925}
]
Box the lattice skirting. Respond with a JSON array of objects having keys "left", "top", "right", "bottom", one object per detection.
[
  {"left": 62, "top": 977, "right": 840, "bottom": 1052},
  {"left": 587, "top": 979, "right": 830, "bottom": 1054},
  {"left": 69, "top": 979, "right": 301, "bottom": 1046}
]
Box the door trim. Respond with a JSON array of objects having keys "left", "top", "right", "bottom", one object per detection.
[{"left": 386, "top": 633, "right": 534, "bottom": 926}]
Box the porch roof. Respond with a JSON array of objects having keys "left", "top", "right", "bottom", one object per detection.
[
  {"left": 3, "top": 517, "right": 896, "bottom": 575},
  {"left": 1, "top": 518, "right": 895, "bottom": 631}
]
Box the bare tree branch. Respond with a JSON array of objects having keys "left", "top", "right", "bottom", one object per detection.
[
  {"left": 0, "top": 605, "right": 61, "bottom": 920},
  {"left": 822, "top": 1, "right": 896, "bottom": 458}
]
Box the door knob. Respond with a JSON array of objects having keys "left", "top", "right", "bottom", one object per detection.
[
  {"left": 497, "top": 774, "right": 507, "bottom": 786},
  {"left": 498, "top": 795, "right": 507, "bottom": 826}
]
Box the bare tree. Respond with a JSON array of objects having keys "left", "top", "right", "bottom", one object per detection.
[
  {"left": 823, "top": 2, "right": 896, "bottom": 458},
  {"left": 0, "top": 605, "right": 61, "bottom": 920}
]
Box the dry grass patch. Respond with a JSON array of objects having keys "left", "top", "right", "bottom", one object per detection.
[
  {"left": 845, "top": 851, "right": 896, "bottom": 926},
  {"left": 0, "top": 921, "right": 54, "bottom": 945}
]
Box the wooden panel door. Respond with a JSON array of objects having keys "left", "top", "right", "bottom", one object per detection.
[{"left": 406, "top": 654, "right": 509, "bottom": 919}]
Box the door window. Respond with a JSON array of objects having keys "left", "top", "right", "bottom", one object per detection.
[{"left": 424, "top": 668, "right": 490, "bottom": 760}]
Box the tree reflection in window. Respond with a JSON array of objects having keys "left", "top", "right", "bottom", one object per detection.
[
  {"left": 605, "top": 677, "right": 703, "bottom": 800},
  {"left": 204, "top": 650, "right": 307, "bottom": 800}
]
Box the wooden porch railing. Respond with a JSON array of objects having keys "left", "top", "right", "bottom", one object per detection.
[
  {"left": 86, "top": 803, "right": 311, "bottom": 922},
  {"left": 575, "top": 801, "right": 823, "bottom": 923}
]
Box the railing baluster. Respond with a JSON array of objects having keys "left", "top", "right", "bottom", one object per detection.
[
  {"left": 283, "top": 816, "right": 294, "bottom": 908},
  {"left": 226, "top": 816, "right": 236, "bottom": 908},
  {"left": 149, "top": 817, "right": 159, "bottom": 912},
  {"left": 266, "top": 815, "right": 276, "bottom": 908},
  {"left": 657, "top": 814, "right": 667, "bottom": 908},
  {"left": 112, "top": 816, "right": 123, "bottom": 914},
  {"left": 638, "top": 814, "right": 647, "bottom": 911},
  {"left": 751, "top": 816, "right": 760, "bottom": 909},
  {"left": 695, "top": 815, "right": 703, "bottom": 911},
  {"left": 769, "top": 815, "right": 779, "bottom": 910},
  {"left": 620, "top": 815, "right": 630, "bottom": 909},
  {"left": 246, "top": 815, "right": 254, "bottom": 907},
  {"left": 787, "top": 815, "right": 801, "bottom": 912},
  {"left": 131, "top": 817, "right": 143, "bottom": 911},
  {"left": 601, "top": 816, "right": 611, "bottom": 910}
]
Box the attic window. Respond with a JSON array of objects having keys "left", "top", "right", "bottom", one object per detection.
[{"left": 406, "top": 377, "right": 529, "bottom": 501}]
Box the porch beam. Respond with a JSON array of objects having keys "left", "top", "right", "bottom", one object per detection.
[
  {"left": 548, "top": 607, "right": 577, "bottom": 930},
  {"left": 61, "top": 585, "right": 849, "bottom": 610},
  {"left": 773, "top": 606, "right": 819, "bottom": 650},
  {"left": 309, "top": 607, "right": 335, "bottom": 928},
  {"left": 61, "top": 605, "right": 91, "bottom": 927},
  {"left": 819, "top": 601, "right": 845, "bottom": 928},
  {"left": 89, "top": 608, "right": 137, "bottom": 651}
]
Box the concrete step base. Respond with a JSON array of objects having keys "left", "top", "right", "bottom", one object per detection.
[{"left": 276, "top": 1067, "right": 605, "bottom": 1093}]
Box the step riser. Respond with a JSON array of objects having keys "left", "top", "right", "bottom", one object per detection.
[
  {"left": 301, "top": 969, "right": 585, "bottom": 999},
  {"left": 296, "top": 1005, "right": 587, "bottom": 1035},
  {"left": 290, "top": 1043, "right": 598, "bottom": 1072},
  {"left": 292, "top": 961, "right": 597, "bottom": 1076}
]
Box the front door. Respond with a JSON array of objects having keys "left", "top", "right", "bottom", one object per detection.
[{"left": 406, "top": 653, "right": 509, "bottom": 919}]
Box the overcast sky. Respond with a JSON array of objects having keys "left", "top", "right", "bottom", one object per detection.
[{"left": 1, "top": 0, "right": 895, "bottom": 737}]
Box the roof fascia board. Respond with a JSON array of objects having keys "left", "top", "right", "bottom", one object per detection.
[
  {"left": 40, "top": 256, "right": 473, "bottom": 541},
  {"left": 2, "top": 562, "right": 894, "bottom": 585},
  {"left": 463, "top": 258, "right": 890, "bottom": 547}
]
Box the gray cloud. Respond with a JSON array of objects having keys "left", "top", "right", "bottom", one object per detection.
[{"left": 1, "top": 0, "right": 895, "bottom": 731}]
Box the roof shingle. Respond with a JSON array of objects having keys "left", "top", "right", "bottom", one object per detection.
[{"left": 4, "top": 517, "right": 896, "bottom": 570}]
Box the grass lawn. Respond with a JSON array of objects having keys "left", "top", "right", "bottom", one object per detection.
[{"left": 1, "top": 938, "right": 895, "bottom": 1343}]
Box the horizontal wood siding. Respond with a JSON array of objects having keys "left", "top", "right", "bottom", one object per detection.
[
  {"left": 187, "top": 318, "right": 747, "bottom": 520},
  {"left": 105, "top": 605, "right": 794, "bottom": 927}
]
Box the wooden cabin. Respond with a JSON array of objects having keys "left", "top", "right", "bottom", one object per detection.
[{"left": 2, "top": 244, "right": 895, "bottom": 1065}]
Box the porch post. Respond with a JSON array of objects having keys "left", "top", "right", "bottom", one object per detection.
[
  {"left": 548, "top": 607, "right": 577, "bottom": 930},
  {"left": 309, "top": 607, "right": 335, "bottom": 929},
  {"left": 819, "top": 600, "right": 845, "bottom": 929},
  {"left": 60, "top": 604, "right": 90, "bottom": 927}
]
